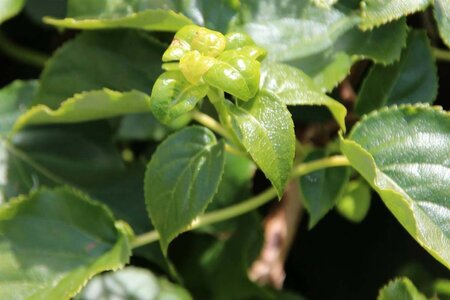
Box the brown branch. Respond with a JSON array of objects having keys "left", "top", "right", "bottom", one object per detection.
[{"left": 249, "top": 180, "right": 303, "bottom": 289}]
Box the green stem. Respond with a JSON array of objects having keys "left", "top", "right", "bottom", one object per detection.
[
  {"left": 131, "top": 155, "right": 351, "bottom": 249},
  {"left": 0, "top": 32, "right": 48, "bottom": 68},
  {"left": 191, "top": 110, "right": 233, "bottom": 141},
  {"left": 432, "top": 47, "right": 450, "bottom": 62}
]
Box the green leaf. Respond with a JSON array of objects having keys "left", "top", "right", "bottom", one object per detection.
[
  {"left": 377, "top": 277, "right": 427, "bottom": 300},
  {"left": 360, "top": 0, "right": 430, "bottom": 30},
  {"left": 208, "top": 152, "right": 256, "bottom": 212},
  {"left": 300, "top": 150, "right": 350, "bottom": 228},
  {"left": 0, "top": 187, "right": 132, "bottom": 300},
  {"left": 24, "top": 0, "right": 66, "bottom": 24},
  {"left": 35, "top": 30, "right": 164, "bottom": 108},
  {"left": 313, "top": 0, "right": 338, "bottom": 9},
  {"left": 238, "top": 0, "right": 407, "bottom": 91},
  {"left": 336, "top": 179, "right": 372, "bottom": 223},
  {"left": 66, "top": 0, "right": 175, "bottom": 18},
  {"left": 292, "top": 18, "right": 408, "bottom": 91},
  {"left": 77, "top": 267, "right": 192, "bottom": 300},
  {"left": 340, "top": 105, "right": 450, "bottom": 268},
  {"left": 117, "top": 113, "right": 172, "bottom": 142},
  {"left": 44, "top": 9, "right": 192, "bottom": 32},
  {"left": 355, "top": 30, "right": 437, "bottom": 115},
  {"left": 14, "top": 89, "right": 152, "bottom": 133},
  {"left": 0, "top": 80, "right": 37, "bottom": 136},
  {"left": 226, "top": 91, "right": 295, "bottom": 197},
  {"left": 174, "top": 0, "right": 239, "bottom": 32},
  {"left": 260, "top": 63, "right": 347, "bottom": 131},
  {"left": 144, "top": 126, "right": 225, "bottom": 254},
  {"left": 150, "top": 71, "right": 208, "bottom": 125},
  {"left": 0, "top": 0, "right": 25, "bottom": 23},
  {"left": 239, "top": 0, "right": 359, "bottom": 63},
  {"left": 175, "top": 213, "right": 275, "bottom": 300},
  {"left": 434, "top": 0, "right": 450, "bottom": 48},
  {"left": 204, "top": 51, "right": 260, "bottom": 101}
]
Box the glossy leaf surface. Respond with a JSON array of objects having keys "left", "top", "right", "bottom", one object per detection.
[
  {"left": 45, "top": 9, "right": 192, "bottom": 32},
  {"left": 434, "top": 0, "right": 450, "bottom": 48},
  {"left": 36, "top": 30, "right": 164, "bottom": 108},
  {"left": 360, "top": 0, "right": 430, "bottom": 30},
  {"left": 260, "top": 63, "right": 347, "bottom": 130},
  {"left": 150, "top": 71, "right": 208, "bottom": 124},
  {"left": 204, "top": 51, "right": 260, "bottom": 101},
  {"left": 77, "top": 267, "right": 192, "bottom": 300},
  {"left": 341, "top": 105, "right": 450, "bottom": 268},
  {"left": 0, "top": 0, "right": 25, "bottom": 23},
  {"left": 145, "top": 126, "right": 225, "bottom": 254},
  {"left": 356, "top": 31, "right": 437, "bottom": 115},
  {"left": 14, "top": 89, "right": 152, "bottom": 132},
  {"left": 377, "top": 277, "right": 427, "bottom": 300},
  {"left": 336, "top": 179, "right": 372, "bottom": 223},
  {"left": 163, "top": 25, "right": 226, "bottom": 61},
  {"left": 300, "top": 150, "right": 350, "bottom": 228},
  {"left": 238, "top": 0, "right": 407, "bottom": 91},
  {"left": 226, "top": 91, "right": 295, "bottom": 197},
  {"left": 0, "top": 187, "right": 132, "bottom": 300}
]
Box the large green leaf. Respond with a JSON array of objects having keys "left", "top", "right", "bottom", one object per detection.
[
  {"left": 355, "top": 31, "right": 437, "bottom": 115},
  {"left": 151, "top": 71, "right": 208, "bottom": 124},
  {"left": 238, "top": 0, "right": 408, "bottom": 91},
  {"left": 0, "top": 80, "right": 37, "bottom": 136},
  {"left": 14, "top": 89, "right": 152, "bottom": 133},
  {"left": 117, "top": 113, "right": 171, "bottom": 142},
  {"left": 292, "top": 18, "right": 407, "bottom": 91},
  {"left": 0, "top": 0, "right": 25, "bottom": 23},
  {"left": 24, "top": 0, "right": 66, "bottom": 24},
  {"left": 226, "top": 91, "right": 295, "bottom": 197},
  {"left": 434, "top": 0, "right": 450, "bottom": 48},
  {"left": 238, "top": 0, "right": 358, "bottom": 62},
  {"left": 360, "top": 0, "right": 430, "bottom": 30},
  {"left": 0, "top": 187, "right": 132, "bottom": 300},
  {"left": 45, "top": 9, "right": 192, "bottom": 32},
  {"left": 144, "top": 126, "right": 225, "bottom": 254},
  {"left": 300, "top": 150, "right": 350, "bottom": 228},
  {"left": 77, "top": 267, "right": 192, "bottom": 300},
  {"left": 340, "top": 105, "right": 450, "bottom": 268},
  {"left": 66, "top": 0, "right": 174, "bottom": 17},
  {"left": 377, "top": 277, "right": 427, "bottom": 300},
  {"left": 35, "top": 30, "right": 164, "bottom": 108},
  {"left": 260, "top": 63, "right": 347, "bottom": 130}
]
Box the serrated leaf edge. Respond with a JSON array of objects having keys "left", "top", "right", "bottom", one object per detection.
[{"left": 0, "top": 186, "right": 133, "bottom": 300}]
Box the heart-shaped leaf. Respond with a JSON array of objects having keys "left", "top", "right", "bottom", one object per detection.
[
  {"left": 340, "top": 105, "right": 450, "bottom": 268},
  {"left": 204, "top": 51, "right": 260, "bottom": 101},
  {"left": 0, "top": 187, "right": 132, "bottom": 300},
  {"left": 226, "top": 91, "right": 295, "bottom": 197},
  {"left": 150, "top": 71, "right": 208, "bottom": 125},
  {"left": 260, "top": 63, "right": 347, "bottom": 131},
  {"left": 144, "top": 126, "right": 225, "bottom": 254}
]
